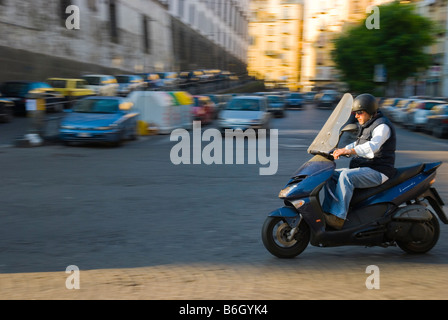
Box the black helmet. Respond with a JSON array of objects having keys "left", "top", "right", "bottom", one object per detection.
[{"left": 352, "top": 93, "right": 378, "bottom": 115}]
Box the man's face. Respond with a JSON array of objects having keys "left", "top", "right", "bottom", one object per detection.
[{"left": 355, "top": 110, "right": 370, "bottom": 125}]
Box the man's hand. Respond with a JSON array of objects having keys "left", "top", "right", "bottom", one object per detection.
[{"left": 333, "top": 148, "right": 354, "bottom": 159}]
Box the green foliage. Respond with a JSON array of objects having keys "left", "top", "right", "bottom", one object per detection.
[{"left": 332, "top": 1, "right": 437, "bottom": 93}]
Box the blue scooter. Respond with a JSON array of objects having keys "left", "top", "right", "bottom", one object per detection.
[{"left": 262, "top": 94, "right": 447, "bottom": 258}]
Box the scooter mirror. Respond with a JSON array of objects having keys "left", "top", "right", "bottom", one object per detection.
[{"left": 341, "top": 123, "right": 358, "bottom": 132}]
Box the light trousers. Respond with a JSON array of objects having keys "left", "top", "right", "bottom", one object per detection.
[{"left": 322, "top": 167, "right": 385, "bottom": 220}]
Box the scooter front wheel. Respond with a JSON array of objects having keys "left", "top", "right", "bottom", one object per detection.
[{"left": 261, "top": 216, "right": 310, "bottom": 258}]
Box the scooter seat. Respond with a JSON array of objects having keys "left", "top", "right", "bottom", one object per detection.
[{"left": 351, "top": 163, "right": 425, "bottom": 206}]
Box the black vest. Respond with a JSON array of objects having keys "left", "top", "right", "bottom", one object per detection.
[{"left": 349, "top": 112, "right": 396, "bottom": 178}]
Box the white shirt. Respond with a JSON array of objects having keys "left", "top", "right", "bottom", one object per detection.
[{"left": 345, "top": 123, "right": 391, "bottom": 183}]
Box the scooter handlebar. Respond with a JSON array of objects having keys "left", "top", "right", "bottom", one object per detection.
[{"left": 309, "top": 150, "right": 334, "bottom": 161}]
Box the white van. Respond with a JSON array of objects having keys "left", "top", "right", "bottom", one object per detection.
[{"left": 127, "top": 91, "right": 193, "bottom": 134}]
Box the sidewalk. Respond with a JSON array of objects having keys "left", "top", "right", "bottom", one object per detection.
[{"left": 2, "top": 262, "right": 447, "bottom": 300}]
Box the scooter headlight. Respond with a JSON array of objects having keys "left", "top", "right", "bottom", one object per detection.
[{"left": 278, "top": 184, "right": 298, "bottom": 198}]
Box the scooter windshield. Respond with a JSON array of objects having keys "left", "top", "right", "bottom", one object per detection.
[{"left": 307, "top": 93, "right": 354, "bottom": 156}]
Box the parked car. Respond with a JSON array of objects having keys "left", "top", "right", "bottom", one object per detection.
[
  {"left": 380, "top": 97, "right": 401, "bottom": 118},
  {"left": 304, "top": 91, "right": 317, "bottom": 102},
  {"left": 217, "top": 96, "right": 271, "bottom": 134},
  {"left": 178, "top": 71, "right": 204, "bottom": 86},
  {"left": 266, "top": 95, "right": 286, "bottom": 117},
  {"left": 199, "top": 69, "right": 219, "bottom": 81},
  {"left": 254, "top": 91, "right": 278, "bottom": 96},
  {"left": 219, "top": 70, "right": 239, "bottom": 81},
  {"left": 425, "top": 104, "right": 448, "bottom": 138},
  {"left": 192, "top": 95, "right": 216, "bottom": 124},
  {"left": 0, "top": 96, "right": 14, "bottom": 123},
  {"left": 285, "top": 92, "right": 305, "bottom": 109},
  {"left": 59, "top": 96, "right": 139, "bottom": 146},
  {"left": 0, "top": 81, "right": 65, "bottom": 115},
  {"left": 156, "top": 72, "right": 179, "bottom": 89},
  {"left": 82, "top": 74, "right": 118, "bottom": 96},
  {"left": 46, "top": 78, "right": 96, "bottom": 106},
  {"left": 314, "top": 90, "right": 340, "bottom": 109},
  {"left": 397, "top": 99, "right": 419, "bottom": 129},
  {"left": 205, "top": 94, "right": 232, "bottom": 116},
  {"left": 138, "top": 73, "right": 163, "bottom": 90},
  {"left": 115, "top": 75, "right": 145, "bottom": 96},
  {"left": 46, "top": 78, "right": 95, "bottom": 97},
  {"left": 388, "top": 98, "right": 417, "bottom": 124},
  {"left": 406, "top": 99, "right": 445, "bottom": 131}
]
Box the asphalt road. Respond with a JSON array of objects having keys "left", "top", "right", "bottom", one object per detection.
[{"left": 1, "top": 104, "right": 448, "bottom": 301}]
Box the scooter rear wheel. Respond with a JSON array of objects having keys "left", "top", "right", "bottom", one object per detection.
[
  {"left": 396, "top": 211, "right": 440, "bottom": 254},
  {"left": 261, "top": 216, "right": 310, "bottom": 258}
]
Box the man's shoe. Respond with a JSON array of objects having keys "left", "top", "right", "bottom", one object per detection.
[{"left": 324, "top": 213, "right": 344, "bottom": 230}]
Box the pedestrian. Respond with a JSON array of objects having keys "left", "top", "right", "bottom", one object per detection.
[{"left": 323, "top": 93, "right": 397, "bottom": 230}]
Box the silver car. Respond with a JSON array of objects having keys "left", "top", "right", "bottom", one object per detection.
[
  {"left": 82, "top": 74, "right": 118, "bottom": 96},
  {"left": 407, "top": 99, "right": 445, "bottom": 131},
  {"left": 217, "top": 96, "right": 271, "bottom": 133}
]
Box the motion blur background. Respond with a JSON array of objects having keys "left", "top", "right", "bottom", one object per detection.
[
  {"left": 1, "top": 1, "right": 448, "bottom": 301},
  {"left": 0, "top": 0, "right": 445, "bottom": 97}
]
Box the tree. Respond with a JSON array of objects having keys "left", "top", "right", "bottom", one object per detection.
[{"left": 332, "top": 1, "right": 438, "bottom": 95}]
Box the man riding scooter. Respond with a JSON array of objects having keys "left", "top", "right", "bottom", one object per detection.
[
  {"left": 263, "top": 92, "right": 445, "bottom": 258},
  {"left": 323, "top": 93, "right": 397, "bottom": 230}
]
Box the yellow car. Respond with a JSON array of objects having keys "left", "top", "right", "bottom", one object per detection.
[{"left": 46, "top": 78, "right": 96, "bottom": 101}]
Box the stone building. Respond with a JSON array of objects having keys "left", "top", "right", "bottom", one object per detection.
[
  {"left": 0, "top": 0, "right": 175, "bottom": 82},
  {"left": 167, "top": 0, "right": 250, "bottom": 75},
  {"left": 0, "top": 0, "right": 250, "bottom": 82},
  {"left": 247, "top": 0, "right": 304, "bottom": 91}
]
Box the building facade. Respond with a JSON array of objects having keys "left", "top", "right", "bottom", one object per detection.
[
  {"left": 248, "top": 0, "right": 396, "bottom": 92},
  {"left": 301, "top": 0, "right": 393, "bottom": 92},
  {"left": 0, "top": 0, "right": 250, "bottom": 83},
  {"left": 414, "top": 0, "right": 448, "bottom": 97},
  {"left": 166, "top": 0, "right": 250, "bottom": 74},
  {"left": 247, "top": 0, "right": 304, "bottom": 91},
  {"left": 0, "top": 0, "right": 174, "bottom": 82}
]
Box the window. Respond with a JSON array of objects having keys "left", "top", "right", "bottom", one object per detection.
[
  {"left": 60, "top": 0, "right": 72, "bottom": 23},
  {"left": 77, "top": 80, "right": 89, "bottom": 88},
  {"left": 283, "top": 7, "right": 289, "bottom": 19},
  {"left": 142, "top": 15, "right": 151, "bottom": 54},
  {"left": 189, "top": 3, "right": 195, "bottom": 25},
  {"left": 109, "top": 0, "right": 119, "bottom": 43},
  {"left": 178, "top": 0, "right": 185, "bottom": 18},
  {"left": 249, "top": 35, "right": 256, "bottom": 46},
  {"left": 87, "top": 0, "right": 97, "bottom": 12},
  {"left": 47, "top": 80, "right": 66, "bottom": 88},
  {"left": 282, "top": 37, "right": 290, "bottom": 49}
]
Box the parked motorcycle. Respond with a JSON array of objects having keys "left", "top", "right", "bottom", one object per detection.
[{"left": 262, "top": 93, "right": 447, "bottom": 258}]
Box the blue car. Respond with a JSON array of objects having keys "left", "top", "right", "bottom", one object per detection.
[
  {"left": 266, "top": 95, "right": 286, "bottom": 118},
  {"left": 59, "top": 96, "right": 139, "bottom": 146},
  {"left": 285, "top": 92, "right": 305, "bottom": 109}
]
